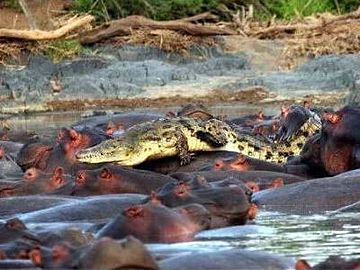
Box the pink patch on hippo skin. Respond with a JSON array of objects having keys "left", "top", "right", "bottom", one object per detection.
[
  {"left": 48, "top": 167, "right": 66, "bottom": 191},
  {"left": 269, "top": 178, "right": 284, "bottom": 189},
  {"left": 52, "top": 243, "right": 71, "bottom": 264},
  {"left": 213, "top": 159, "right": 226, "bottom": 171},
  {"left": 30, "top": 248, "right": 42, "bottom": 267},
  {"left": 229, "top": 154, "right": 250, "bottom": 171},
  {"left": 149, "top": 191, "right": 161, "bottom": 204},
  {"left": 0, "top": 145, "right": 5, "bottom": 160},
  {"left": 23, "top": 168, "right": 39, "bottom": 181},
  {"left": 247, "top": 203, "right": 258, "bottom": 220},
  {"left": 245, "top": 181, "right": 260, "bottom": 192},
  {"left": 295, "top": 259, "right": 311, "bottom": 270},
  {"left": 124, "top": 206, "right": 145, "bottom": 219},
  {"left": 281, "top": 106, "right": 290, "bottom": 118},
  {"left": 0, "top": 249, "right": 6, "bottom": 259},
  {"left": 322, "top": 111, "right": 342, "bottom": 125},
  {"left": 322, "top": 145, "right": 351, "bottom": 175}
]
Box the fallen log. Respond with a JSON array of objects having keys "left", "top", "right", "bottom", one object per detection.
[
  {"left": 0, "top": 15, "right": 95, "bottom": 40},
  {"left": 80, "top": 15, "right": 235, "bottom": 44},
  {"left": 251, "top": 7, "right": 360, "bottom": 38}
]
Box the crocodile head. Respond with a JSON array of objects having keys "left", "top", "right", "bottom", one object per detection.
[{"left": 75, "top": 138, "right": 144, "bottom": 166}]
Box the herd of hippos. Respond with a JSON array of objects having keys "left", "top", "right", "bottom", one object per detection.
[{"left": 0, "top": 103, "right": 359, "bottom": 269}]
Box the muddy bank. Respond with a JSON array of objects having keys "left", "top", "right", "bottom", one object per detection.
[{"left": 0, "top": 38, "right": 359, "bottom": 113}]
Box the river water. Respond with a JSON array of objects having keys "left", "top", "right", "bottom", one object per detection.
[{"left": 6, "top": 103, "right": 360, "bottom": 266}]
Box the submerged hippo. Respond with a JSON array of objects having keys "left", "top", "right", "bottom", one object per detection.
[
  {"left": 72, "top": 165, "right": 175, "bottom": 195},
  {"left": 96, "top": 195, "right": 209, "bottom": 243},
  {"left": 252, "top": 174, "right": 360, "bottom": 214}
]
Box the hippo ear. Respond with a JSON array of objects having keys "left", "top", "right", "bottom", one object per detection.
[
  {"left": 52, "top": 243, "right": 71, "bottom": 263},
  {"left": 322, "top": 111, "right": 342, "bottom": 124},
  {"left": 99, "top": 167, "right": 112, "bottom": 180},
  {"left": 281, "top": 106, "right": 289, "bottom": 117},
  {"left": 0, "top": 145, "right": 5, "bottom": 160},
  {"left": 269, "top": 178, "right": 284, "bottom": 189},
  {"left": 76, "top": 170, "right": 87, "bottom": 185},
  {"left": 30, "top": 248, "right": 42, "bottom": 267},
  {"left": 295, "top": 259, "right": 311, "bottom": 270},
  {"left": 24, "top": 168, "right": 38, "bottom": 181},
  {"left": 69, "top": 129, "right": 80, "bottom": 141},
  {"left": 256, "top": 111, "right": 264, "bottom": 120},
  {"left": 124, "top": 206, "right": 144, "bottom": 218},
  {"left": 245, "top": 181, "right": 260, "bottom": 193},
  {"left": 196, "top": 176, "right": 208, "bottom": 186},
  {"left": 150, "top": 191, "right": 161, "bottom": 204},
  {"left": 53, "top": 167, "right": 64, "bottom": 178},
  {"left": 5, "top": 218, "right": 26, "bottom": 230}
]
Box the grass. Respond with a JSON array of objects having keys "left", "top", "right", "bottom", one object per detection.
[
  {"left": 71, "top": 0, "right": 359, "bottom": 22},
  {"left": 43, "top": 39, "right": 83, "bottom": 63}
]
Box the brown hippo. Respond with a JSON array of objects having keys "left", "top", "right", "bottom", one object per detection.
[
  {"left": 152, "top": 179, "right": 252, "bottom": 228},
  {"left": 72, "top": 165, "right": 175, "bottom": 196},
  {"left": 0, "top": 218, "right": 39, "bottom": 244},
  {"left": 159, "top": 248, "right": 294, "bottom": 270},
  {"left": 0, "top": 167, "right": 72, "bottom": 197},
  {"left": 170, "top": 170, "right": 305, "bottom": 193},
  {"left": 209, "top": 153, "right": 285, "bottom": 173},
  {"left": 96, "top": 195, "right": 209, "bottom": 243},
  {"left": 18, "top": 194, "right": 146, "bottom": 224},
  {"left": 136, "top": 151, "right": 240, "bottom": 174},
  {"left": 295, "top": 256, "right": 360, "bottom": 270},
  {"left": 32, "top": 236, "right": 158, "bottom": 270},
  {"left": 173, "top": 103, "right": 215, "bottom": 120},
  {"left": 16, "top": 127, "right": 108, "bottom": 174},
  {"left": 229, "top": 111, "right": 272, "bottom": 127},
  {"left": 280, "top": 106, "right": 360, "bottom": 176},
  {"left": 72, "top": 111, "right": 163, "bottom": 135},
  {"left": 252, "top": 174, "right": 360, "bottom": 214},
  {"left": 0, "top": 195, "right": 79, "bottom": 218}
]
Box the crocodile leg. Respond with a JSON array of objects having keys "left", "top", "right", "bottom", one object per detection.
[{"left": 175, "top": 128, "right": 192, "bottom": 165}]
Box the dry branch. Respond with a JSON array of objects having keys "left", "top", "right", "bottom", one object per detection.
[
  {"left": 251, "top": 7, "right": 360, "bottom": 38},
  {"left": 80, "top": 15, "right": 235, "bottom": 44},
  {"left": 0, "top": 15, "right": 95, "bottom": 40}
]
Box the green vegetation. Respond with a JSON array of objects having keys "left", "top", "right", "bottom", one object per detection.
[
  {"left": 263, "top": 0, "right": 359, "bottom": 20},
  {"left": 2, "top": 0, "right": 21, "bottom": 10},
  {"left": 43, "top": 39, "right": 83, "bottom": 63},
  {"left": 71, "top": 0, "right": 359, "bottom": 22}
]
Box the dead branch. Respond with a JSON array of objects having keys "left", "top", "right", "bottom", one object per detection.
[
  {"left": 251, "top": 7, "right": 360, "bottom": 38},
  {"left": 175, "top": 12, "right": 219, "bottom": 23},
  {"left": 0, "top": 15, "right": 95, "bottom": 40},
  {"left": 80, "top": 15, "right": 235, "bottom": 44},
  {"left": 18, "top": 0, "right": 38, "bottom": 29}
]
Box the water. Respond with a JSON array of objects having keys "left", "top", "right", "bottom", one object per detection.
[{"left": 4, "top": 104, "right": 360, "bottom": 266}]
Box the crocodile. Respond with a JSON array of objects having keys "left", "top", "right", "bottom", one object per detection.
[{"left": 76, "top": 112, "right": 321, "bottom": 166}]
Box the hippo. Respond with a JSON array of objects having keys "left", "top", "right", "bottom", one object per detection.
[
  {"left": 0, "top": 167, "right": 72, "bottom": 197},
  {"left": 152, "top": 179, "right": 252, "bottom": 228},
  {"left": 18, "top": 194, "right": 146, "bottom": 224},
  {"left": 17, "top": 127, "right": 108, "bottom": 174},
  {"left": 295, "top": 256, "right": 360, "bottom": 270},
  {"left": 0, "top": 259, "right": 39, "bottom": 269},
  {"left": 229, "top": 111, "right": 272, "bottom": 127},
  {"left": 72, "top": 111, "right": 163, "bottom": 134},
  {"left": 279, "top": 106, "right": 360, "bottom": 176},
  {"left": 96, "top": 195, "right": 209, "bottom": 243},
  {"left": 72, "top": 165, "right": 175, "bottom": 196},
  {"left": 170, "top": 170, "right": 305, "bottom": 193},
  {"left": 33, "top": 236, "right": 158, "bottom": 270},
  {"left": 0, "top": 195, "right": 79, "bottom": 218},
  {"left": 136, "top": 151, "right": 240, "bottom": 174},
  {"left": 0, "top": 218, "right": 39, "bottom": 244},
  {"left": 252, "top": 174, "right": 360, "bottom": 214},
  {"left": 208, "top": 153, "right": 286, "bottom": 173},
  {"left": 159, "top": 248, "right": 294, "bottom": 270}
]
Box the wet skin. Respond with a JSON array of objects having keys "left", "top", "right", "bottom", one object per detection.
[
  {"left": 96, "top": 197, "right": 208, "bottom": 243},
  {"left": 252, "top": 174, "right": 360, "bottom": 214},
  {"left": 151, "top": 179, "right": 251, "bottom": 228},
  {"left": 0, "top": 167, "right": 72, "bottom": 197},
  {"left": 72, "top": 165, "right": 175, "bottom": 196}
]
